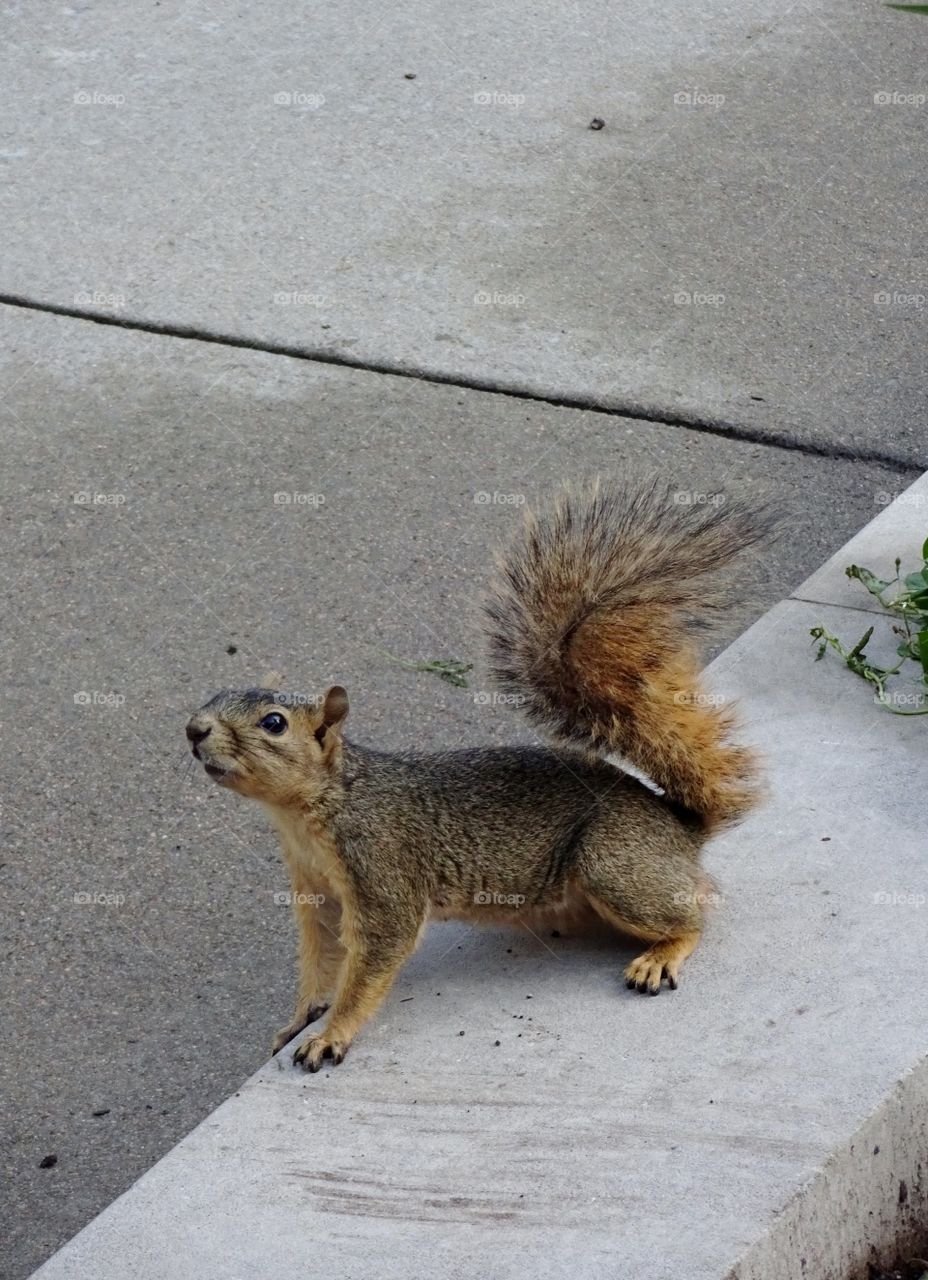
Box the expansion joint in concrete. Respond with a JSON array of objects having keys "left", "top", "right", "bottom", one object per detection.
[{"left": 0, "top": 293, "right": 920, "bottom": 477}]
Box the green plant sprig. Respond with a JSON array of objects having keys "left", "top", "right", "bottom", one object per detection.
[
  {"left": 810, "top": 534, "right": 928, "bottom": 715},
  {"left": 375, "top": 646, "right": 473, "bottom": 688}
]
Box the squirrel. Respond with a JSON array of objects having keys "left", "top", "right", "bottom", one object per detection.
[{"left": 185, "top": 479, "right": 771, "bottom": 1072}]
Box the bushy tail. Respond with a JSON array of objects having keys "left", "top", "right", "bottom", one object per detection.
[{"left": 485, "top": 479, "right": 774, "bottom": 832}]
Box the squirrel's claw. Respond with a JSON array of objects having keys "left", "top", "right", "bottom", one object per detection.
[
  {"left": 293, "top": 1034, "right": 348, "bottom": 1072},
  {"left": 626, "top": 975, "right": 661, "bottom": 995},
  {"left": 624, "top": 934, "right": 699, "bottom": 995},
  {"left": 624, "top": 954, "right": 673, "bottom": 995},
  {"left": 272, "top": 1003, "right": 330, "bottom": 1055}
]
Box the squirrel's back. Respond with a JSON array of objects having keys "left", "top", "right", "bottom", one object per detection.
[{"left": 485, "top": 479, "right": 774, "bottom": 832}]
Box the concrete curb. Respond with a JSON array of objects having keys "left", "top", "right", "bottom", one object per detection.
[
  {"left": 30, "top": 475, "right": 928, "bottom": 1280},
  {"left": 730, "top": 1059, "right": 928, "bottom": 1280}
]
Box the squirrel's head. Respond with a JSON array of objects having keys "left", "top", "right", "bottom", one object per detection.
[{"left": 185, "top": 685, "right": 349, "bottom": 805}]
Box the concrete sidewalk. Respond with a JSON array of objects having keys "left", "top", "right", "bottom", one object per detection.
[
  {"left": 2, "top": 0, "right": 926, "bottom": 463},
  {"left": 25, "top": 475, "right": 928, "bottom": 1280}
]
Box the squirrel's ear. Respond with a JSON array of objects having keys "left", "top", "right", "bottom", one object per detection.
[
  {"left": 315, "top": 686, "right": 349, "bottom": 743},
  {"left": 322, "top": 685, "right": 349, "bottom": 726}
]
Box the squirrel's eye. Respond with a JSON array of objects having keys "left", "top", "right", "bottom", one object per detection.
[{"left": 259, "top": 712, "right": 287, "bottom": 735}]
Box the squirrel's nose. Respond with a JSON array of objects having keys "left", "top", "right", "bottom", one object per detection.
[{"left": 186, "top": 722, "right": 212, "bottom": 746}]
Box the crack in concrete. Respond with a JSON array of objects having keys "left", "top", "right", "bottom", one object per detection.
[
  {"left": 0, "top": 293, "right": 920, "bottom": 476},
  {"left": 790, "top": 595, "right": 899, "bottom": 618}
]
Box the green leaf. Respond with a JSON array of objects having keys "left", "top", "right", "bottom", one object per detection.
[
  {"left": 918, "top": 628, "right": 928, "bottom": 676},
  {"left": 922, "top": 533, "right": 928, "bottom": 561},
  {"left": 847, "top": 564, "right": 892, "bottom": 597},
  {"left": 885, "top": 3, "right": 928, "bottom": 12},
  {"left": 810, "top": 625, "right": 828, "bottom": 660},
  {"left": 849, "top": 626, "right": 874, "bottom": 659},
  {"left": 904, "top": 570, "right": 928, "bottom": 592}
]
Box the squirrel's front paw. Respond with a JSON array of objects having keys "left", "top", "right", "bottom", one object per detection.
[
  {"left": 292, "top": 1033, "right": 349, "bottom": 1073},
  {"left": 272, "top": 1002, "right": 330, "bottom": 1054}
]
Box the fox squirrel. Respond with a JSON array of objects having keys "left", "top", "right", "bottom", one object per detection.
[{"left": 186, "top": 479, "right": 770, "bottom": 1071}]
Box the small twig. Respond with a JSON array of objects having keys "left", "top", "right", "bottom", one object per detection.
[{"left": 374, "top": 646, "right": 473, "bottom": 688}]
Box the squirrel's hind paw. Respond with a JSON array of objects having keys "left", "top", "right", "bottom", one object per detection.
[{"left": 624, "top": 931, "right": 701, "bottom": 995}]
